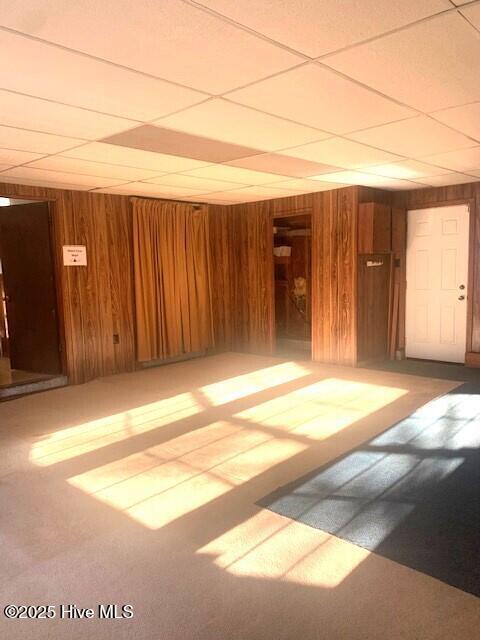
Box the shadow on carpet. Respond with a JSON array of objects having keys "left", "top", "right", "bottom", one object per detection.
[{"left": 258, "top": 383, "right": 480, "bottom": 597}]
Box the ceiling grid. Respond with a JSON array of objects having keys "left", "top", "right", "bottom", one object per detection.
[{"left": 0, "top": 0, "right": 480, "bottom": 200}]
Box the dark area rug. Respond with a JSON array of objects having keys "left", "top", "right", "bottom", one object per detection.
[{"left": 259, "top": 365, "right": 480, "bottom": 597}]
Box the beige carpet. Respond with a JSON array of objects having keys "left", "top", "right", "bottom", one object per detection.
[{"left": 0, "top": 352, "right": 477, "bottom": 639}]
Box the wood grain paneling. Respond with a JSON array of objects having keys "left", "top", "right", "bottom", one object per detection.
[
  {"left": 6, "top": 173, "right": 477, "bottom": 381},
  {"left": 208, "top": 205, "right": 234, "bottom": 351},
  {"left": 0, "top": 181, "right": 135, "bottom": 383},
  {"left": 312, "top": 187, "right": 358, "bottom": 365},
  {"left": 229, "top": 200, "right": 275, "bottom": 355},
  {"left": 358, "top": 202, "right": 392, "bottom": 254},
  {"left": 391, "top": 207, "right": 407, "bottom": 353},
  {"left": 226, "top": 188, "right": 359, "bottom": 365}
]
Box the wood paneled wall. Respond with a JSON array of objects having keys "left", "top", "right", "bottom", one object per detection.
[
  {"left": 208, "top": 205, "right": 234, "bottom": 351},
  {"left": 6, "top": 175, "right": 477, "bottom": 384},
  {"left": 228, "top": 198, "right": 278, "bottom": 355},
  {"left": 225, "top": 188, "right": 359, "bottom": 365},
  {"left": 312, "top": 187, "right": 358, "bottom": 365},
  {"left": 0, "top": 181, "right": 135, "bottom": 384}
]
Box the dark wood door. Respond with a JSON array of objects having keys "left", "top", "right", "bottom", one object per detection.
[
  {"left": 0, "top": 202, "right": 62, "bottom": 374},
  {"left": 357, "top": 253, "right": 392, "bottom": 364}
]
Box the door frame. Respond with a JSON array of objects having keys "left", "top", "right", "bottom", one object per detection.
[
  {"left": 271, "top": 208, "right": 313, "bottom": 355},
  {"left": 0, "top": 191, "right": 67, "bottom": 378},
  {"left": 406, "top": 198, "right": 475, "bottom": 363}
]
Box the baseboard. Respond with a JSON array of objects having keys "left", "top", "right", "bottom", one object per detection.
[
  {"left": 465, "top": 352, "right": 480, "bottom": 367},
  {"left": 140, "top": 350, "right": 207, "bottom": 368}
]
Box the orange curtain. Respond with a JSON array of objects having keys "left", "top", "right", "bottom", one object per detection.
[{"left": 132, "top": 198, "right": 214, "bottom": 362}]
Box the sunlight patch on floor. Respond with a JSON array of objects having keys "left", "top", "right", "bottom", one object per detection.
[
  {"left": 68, "top": 421, "right": 306, "bottom": 529},
  {"left": 234, "top": 378, "right": 408, "bottom": 440},
  {"left": 65, "top": 376, "right": 408, "bottom": 530},
  {"left": 30, "top": 391, "right": 203, "bottom": 466},
  {"left": 199, "top": 361, "right": 308, "bottom": 406},
  {"left": 30, "top": 362, "right": 309, "bottom": 467},
  {"left": 198, "top": 510, "right": 370, "bottom": 588}
]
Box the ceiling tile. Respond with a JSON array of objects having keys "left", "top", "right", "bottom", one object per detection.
[
  {"left": 92, "top": 186, "right": 142, "bottom": 196},
  {"left": 0, "top": 164, "right": 13, "bottom": 172},
  {"left": 432, "top": 102, "right": 480, "bottom": 141},
  {"left": 181, "top": 195, "right": 235, "bottom": 205},
  {"left": 155, "top": 99, "right": 325, "bottom": 151},
  {"left": 421, "top": 146, "right": 480, "bottom": 171},
  {"left": 324, "top": 13, "right": 480, "bottom": 112},
  {"left": 26, "top": 156, "right": 164, "bottom": 181},
  {"left": 0, "top": 166, "right": 127, "bottom": 188},
  {"left": 363, "top": 160, "right": 451, "bottom": 179},
  {"left": 0, "top": 90, "right": 136, "bottom": 140},
  {"left": 196, "top": 0, "right": 450, "bottom": 57},
  {"left": 0, "top": 30, "right": 206, "bottom": 121},
  {"left": 0, "top": 148, "right": 44, "bottom": 165},
  {"left": 0, "top": 174, "right": 93, "bottom": 191},
  {"left": 348, "top": 116, "right": 475, "bottom": 157},
  {"left": 144, "top": 174, "right": 244, "bottom": 191},
  {"left": 311, "top": 170, "right": 420, "bottom": 189},
  {"left": 227, "top": 153, "right": 339, "bottom": 177},
  {"left": 465, "top": 168, "right": 480, "bottom": 178},
  {"left": 181, "top": 164, "right": 292, "bottom": 185},
  {"left": 265, "top": 178, "right": 347, "bottom": 192},
  {"left": 206, "top": 185, "right": 303, "bottom": 201},
  {"left": 186, "top": 190, "right": 253, "bottom": 203},
  {"left": 101, "top": 125, "right": 262, "bottom": 163},
  {"left": 227, "top": 63, "right": 414, "bottom": 133},
  {"left": 413, "top": 173, "right": 479, "bottom": 186},
  {"left": 98, "top": 182, "right": 210, "bottom": 197},
  {"left": 460, "top": 3, "right": 480, "bottom": 25},
  {"left": 0, "top": 126, "right": 83, "bottom": 154},
  {"left": 283, "top": 137, "right": 401, "bottom": 168},
  {"left": 0, "top": 0, "right": 301, "bottom": 94},
  {"left": 63, "top": 143, "right": 210, "bottom": 172}
]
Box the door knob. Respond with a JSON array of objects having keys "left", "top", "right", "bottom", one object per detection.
[
  {"left": 459, "top": 284, "right": 465, "bottom": 290},
  {"left": 458, "top": 295, "right": 465, "bottom": 301}
]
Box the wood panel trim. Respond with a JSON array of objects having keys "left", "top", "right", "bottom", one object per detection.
[
  {"left": 465, "top": 352, "right": 480, "bottom": 367},
  {"left": 466, "top": 198, "right": 477, "bottom": 354},
  {"left": 47, "top": 201, "right": 68, "bottom": 378},
  {"left": 272, "top": 207, "right": 313, "bottom": 219}
]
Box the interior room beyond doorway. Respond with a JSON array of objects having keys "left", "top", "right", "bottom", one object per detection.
[{"left": 273, "top": 213, "right": 312, "bottom": 360}]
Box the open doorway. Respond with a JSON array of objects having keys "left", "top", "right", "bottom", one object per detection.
[
  {"left": 0, "top": 197, "right": 64, "bottom": 396},
  {"left": 273, "top": 213, "right": 312, "bottom": 359}
]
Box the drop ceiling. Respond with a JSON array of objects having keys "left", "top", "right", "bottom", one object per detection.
[{"left": 1, "top": 0, "right": 480, "bottom": 203}]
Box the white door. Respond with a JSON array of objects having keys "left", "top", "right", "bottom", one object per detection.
[{"left": 406, "top": 205, "right": 469, "bottom": 363}]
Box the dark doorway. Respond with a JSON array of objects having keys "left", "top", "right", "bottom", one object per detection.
[
  {"left": 0, "top": 199, "right": 63, "bottom": 391},
  {"left": 273, "top": 213, "right": 312, "bottom": 359}
]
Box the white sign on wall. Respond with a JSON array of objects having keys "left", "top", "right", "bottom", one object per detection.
[{"left": 63, "top": 245, "right": 87, "bottom": 266}]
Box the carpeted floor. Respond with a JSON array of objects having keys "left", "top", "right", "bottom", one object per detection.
[
  {"left": 260, "top": 381, "right": 480, "bottom": 597},
  {"left": 366, "top": 357, "right": 480, "bottom": 383},
  {"left": 0, "top": 353, "right": 478, "bottom": 639}
]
